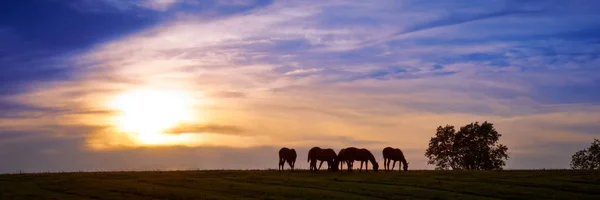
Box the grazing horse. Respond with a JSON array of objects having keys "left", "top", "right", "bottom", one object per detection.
[
  {"left": 307, "top": 147, "right": 339, "bottom": 172},
  {"left": 279, "top": 147, "right": 297, "bottom": 172},
  {"left": 382, "top": 147, "right": 409, "bottom": 172},
  {"left": 354, "top": 148, "right": 379, "bottom": 172},
  {"left": 336, "top": 148, "right": 349, "bottom": 171},
  {"left": 341, "top": 147, "right": 359, "bottom": 172}
]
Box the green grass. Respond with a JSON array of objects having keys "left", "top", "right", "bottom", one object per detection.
[{"left": 1, "top": 170, "right": 599, "bottom": 200}]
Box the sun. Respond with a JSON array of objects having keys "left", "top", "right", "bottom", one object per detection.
[{"left": 108, "top": 88, "right": 196, "bottom": 145}]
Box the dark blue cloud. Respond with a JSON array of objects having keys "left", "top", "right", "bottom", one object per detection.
[
  {"left": 190, "top": 0, "right": 274, "bottom": 15},
  {"left": 363, "top": 66, "right": 409, "bottom": 80},
  {"left": 0, "top": 0, "right": 160, "bottom": 52},
  {"left": 0, "top": 98, "right": 50, "bottom": 118},
  {"left": 0, "top": 0, "right": 162, "bottom": 95},
  {"left": 533, "top": 79, "right": 600, "bottom": 105}
]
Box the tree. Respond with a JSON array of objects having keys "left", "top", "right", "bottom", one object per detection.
[
  {"left": 570, "top": 138, "right": 600, "bottom": 170},
  {"left": 425, "top": 121, "right": 509, "bottom": 170}
]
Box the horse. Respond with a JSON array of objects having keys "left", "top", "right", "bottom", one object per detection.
[
  {"left": 307, "top": 147, "right": 339, "bottom": 172},
  {"left": 382, "top": 147, "right": 409, "bottom": 172},
  {"left": 278, "top": 147, "right": 297, "bottom": 172},
  {"left": 336, "top": 148, "right": 349, "bottom": 171},
  {"left": 353, "top": 148, "right": 379, "bottom": 172},
  {"left": 341, "top": 147, "right": 359, "bottom": 172}
]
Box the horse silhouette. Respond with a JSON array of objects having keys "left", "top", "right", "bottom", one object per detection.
[
  {"left": 340, "top": 147, "right": 378, "bottom": 172},
  {"left": 354, "top": 148, "right": 379, "bottom": 172},
  {"left": 339, "top": 147, "right": 359, "bottom": 172},
  {"left": 307, "top": 147, "right": 338, "bottom": 172},
  {"left": 336, "top": 147, "right": 359, "bottom": 172},
  {"left": 382, "top": 147, "right": 408, "bottom": 172},
  {"left": 337, "top": 148, "right": 350, "bottom": 171},
  {"left": 278, "top": 147, "right": 297, "bottom": 172}
]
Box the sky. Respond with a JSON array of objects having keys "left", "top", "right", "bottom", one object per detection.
[{"left": 1, "top": 0, "right": 600, "bottom": 173}]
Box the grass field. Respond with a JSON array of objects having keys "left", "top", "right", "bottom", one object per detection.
[{"left": 1, "top": 169, "right": 599, "bottom": 200}]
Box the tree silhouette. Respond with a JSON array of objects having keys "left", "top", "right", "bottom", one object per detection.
[
  {"left": 425, "top": 121, "right": 509, "bottom": 170},
  {"left": 570, "top": 138, "right": 600, "bottom": 170}
]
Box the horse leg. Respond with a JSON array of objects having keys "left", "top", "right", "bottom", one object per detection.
[
  {"left": 288, "top": 160, "right": 294, "bottom": 171},
  {"left": 279, "top": 158, "right": 284, "bottom": 172},
  {"left": 392, "top": 160, "right": 397, "bottom": 171},
  {"left": 345, "top": 161, "right": 349, "bottom": 172},
  {"left": 387, "top": 158, "right": 391, "bottom": 171},
  {"left": 359, "top": 161, "right": 364, "bottom": 172},
  {"left": 398, "top": 160, "right": 402, "bottom": 172},
  {"left": 318, "top": 160, "right": 324, "bottom": 170},
  {"left": 385, "top": 158, "right": 389, "bottom": 171},
  {"left": 291, "top": 160, "right": 295, "bottom": 172},
  {"left": 366, "top": 161, "right": 369, "bottom": 172},
  {"left": 330, "top": 161, "right": 334, "bottom": 172},
  {"left": 399, "top": 161, "right": 402, "bottom": 172}
]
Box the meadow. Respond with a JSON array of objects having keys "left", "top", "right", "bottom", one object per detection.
[{"left": 1, "top": 169, "right": 599, "bottom": 200}]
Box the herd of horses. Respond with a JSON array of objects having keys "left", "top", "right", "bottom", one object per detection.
[{"left": 278, "top": 146, "right": 409, "bottom": 172}]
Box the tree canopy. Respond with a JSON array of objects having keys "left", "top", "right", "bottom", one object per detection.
[
  {"left": 424, "top": 121, "right": 509, "bottom": 170},
  {"left": 571, "top": 138, "right": 600, "bottom": 170}
]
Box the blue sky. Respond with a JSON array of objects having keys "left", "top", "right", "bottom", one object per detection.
[{"left": 1, "top": 0, "right": 600, "bottom": 173}]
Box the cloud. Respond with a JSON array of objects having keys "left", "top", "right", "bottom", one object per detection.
[
  {"left": 164, "top": 123, "right": 244, "bottom": 134},
  {"left": 137, "top": 0, "right": 180, "bottom": 11},
  {"left": 217, "top": 0, "right": 256, "bottom": 6},
  {"left": 64, "top": 0, "right": 183, "bottom": 12},
  {"left": 207, "top": 91, "right": 247, "bottom": 98},
  {"left": 65, "top": 0, "right": 138, "bottom": 12}
]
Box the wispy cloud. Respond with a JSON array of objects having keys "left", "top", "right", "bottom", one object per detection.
[
  {"left": 65, "top": 0, "right": 185, "bottom": 12},
  {"left": 137, "top": 0, "right": 181, "bottom": 11},
  {"left": 217, "top": 0, "right": 256, "bottom": 6},
  {"left": 164, "top": 123, "right": 244, "bottom": 135}
]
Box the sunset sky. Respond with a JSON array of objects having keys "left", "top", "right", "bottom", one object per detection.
[{"left": 1, "top": 0, "right": 600, "bottom": 173}]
